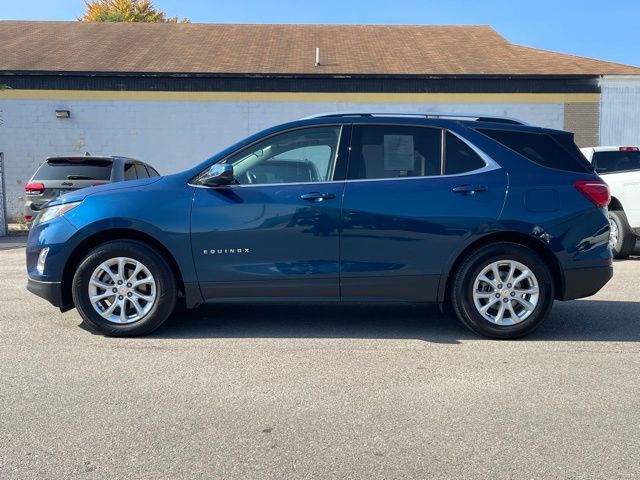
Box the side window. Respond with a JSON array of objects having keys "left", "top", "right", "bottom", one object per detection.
[
  {"left": 124, "top": 163, "right": 137, "bottom": 181},
  {"left": 272, "top": 145, "right": 333, "bottom": 182},
  {"left": 347, "top": 125, "right": 441, "bottom": 180},
  {"left": 135, "top": 164, "right": 149, "bottom": 179},
  {"left": 444, "top": 132, "right": 486, "bottom": 174},
  {"left": 227, "top": 126, "right": 341, "bottom": 185}
]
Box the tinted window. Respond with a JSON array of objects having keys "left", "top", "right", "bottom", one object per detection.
[
  {"left": 124, "top": 163, "right": 137, "bottom": 181},
  {"left": 347, "top": 125, "right": 441, "bottom": 180},
  {"left": 445, "top": 132, "right": 485, "bottom": 174},
  {"left": 135, "top": 164, "right": 149, "bottom": 179},
  {"left": 477, "top": 128, "right": 593, "bottom": 173},
  {"left": 228, "top": 126, "right": 341, "bottom": 185},
  {"left": 593, "top": 151, "right": 640, "bottom": 173},
  {"left": 34, "top": 158, "right": 112, "bottom": 181}
]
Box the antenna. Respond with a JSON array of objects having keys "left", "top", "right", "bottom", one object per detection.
[{"left": 315, "top": 47, "right": 320, "bottom": 67}]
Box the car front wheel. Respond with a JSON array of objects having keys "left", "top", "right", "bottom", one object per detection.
[
  {"left": 451, "top": 242, "right": 555, "bottom": 339},
  {"left": 72, "top": 240, "right": 177, "bottom": 336}
]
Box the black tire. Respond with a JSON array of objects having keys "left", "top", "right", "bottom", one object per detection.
[
  {"left": 608, "top": 210, "right": 635, "bottom": 259},
  {"left": 451, "top": 242, "right": 555, "bottom": 339},
  {"left": 72, "top": 240, "right": 177, "bottom": 336}
]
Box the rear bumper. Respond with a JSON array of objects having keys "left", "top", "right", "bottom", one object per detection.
[
  {"left": 27, "top": 276, "right": 64, "bottom": 308},
  {"left": 24, "top": 200, "right": 44, "bottom": 225},
  {"left": 561, "top": 265, "right": 613, "bottom": 301}
]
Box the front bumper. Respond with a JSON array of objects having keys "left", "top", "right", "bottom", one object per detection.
[
  {"left": 561, "top": 265, "right": 613, "bottom": 301},
  {"left": 27, "top": 276, "right": 64, "bottom": 308}
]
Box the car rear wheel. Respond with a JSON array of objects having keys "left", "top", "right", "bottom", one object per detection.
[
  {"left": 451, "top": 242, "right": 555, "bottom": 339},
  {"left": 608, "top": 210, "right": 635, "bottom": 259},
  {"left": 72, "top": 240, "right": 177, "bottom": 336}
]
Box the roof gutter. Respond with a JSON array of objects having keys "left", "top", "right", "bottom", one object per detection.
[{"left": 0, "top": 70, "right": 608, "bottom": 81}]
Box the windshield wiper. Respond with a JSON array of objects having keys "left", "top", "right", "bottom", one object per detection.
[{"left": 67, "top": 175, "right": 95, "bottom": 180}]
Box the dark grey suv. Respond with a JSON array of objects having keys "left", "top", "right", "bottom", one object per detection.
[{"left": 24, "top": 156, "right": 160, "bottom": 227}]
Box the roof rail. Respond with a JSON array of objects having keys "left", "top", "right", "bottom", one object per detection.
[{"left": 302, "top": 112, "right": 527, "bottom": 125}]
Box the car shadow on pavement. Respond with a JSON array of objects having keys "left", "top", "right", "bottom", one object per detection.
[
  {"left": 528, "top": 299, "right": 640, "bottom": 341},
  {"left": 141, "top": 299, "right": 640, "bottom": 343},
  {"left": 152, "top": 303, "right": 473, "bottom": 344}
]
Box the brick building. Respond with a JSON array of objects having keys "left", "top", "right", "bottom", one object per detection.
[{"left": 1, "top": 21, "right": 640, "bottom": 220}]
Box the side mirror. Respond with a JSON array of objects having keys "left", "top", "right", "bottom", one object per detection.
[{"left": 200, "top": 164, "right": 234, "bottom": 186}]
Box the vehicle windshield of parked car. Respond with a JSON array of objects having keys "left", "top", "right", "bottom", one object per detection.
[
  {"left": 592, "top": 150, "right": 640, "bottom": 173},
  {"left": 227, "top": 126, "right": 341, "bottom": 184},
  {"left": 34, "top": 158, "right": 112, "bottom": 181}
]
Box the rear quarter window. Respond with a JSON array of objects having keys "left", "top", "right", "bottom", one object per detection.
[
  {"left": 34, "top": 159, "right": 112, "bottom": 181},
  {"left": 476, "top": 128, "right": 593, "bottom": 173},
  {"left": 135, "top": 164, "right": 149, "bottom": 179},
  {"left": 124, "top": 163, "right": 137, "bottom": 180},
  {"left": 145, "top": 166, "right": 160, "bottom": 177},
  {"left": 444, "top": 132, "right": 486, "bottom": 175}
]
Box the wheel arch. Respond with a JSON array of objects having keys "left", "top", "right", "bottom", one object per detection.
[
  {"left": 61, "top": 228, "right": 190, "bottom": 311},
  {"left": 609, "top": 196, "right": 624, "bottom": 212},
  {"left": 439, "top": 231, "right": 564, "bottom": 305}
]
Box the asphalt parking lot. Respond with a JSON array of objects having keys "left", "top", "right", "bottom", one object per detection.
[{"left": 1, "top": 239, "right": 639, "bottom": 479}]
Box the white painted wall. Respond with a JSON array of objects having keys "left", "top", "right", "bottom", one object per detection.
[
  {"left": 600, "top": 76, "right": 640, "bottom": 146},
  {"left": 0, "top": 98, "right": 563, "bottom": 220}
]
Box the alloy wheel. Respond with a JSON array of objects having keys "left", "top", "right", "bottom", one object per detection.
[
  {"left": 87, "top": 257, "right": 157, "bottom": 324},
  {"left": 608, "top": 216, "right": 619, "bottom": 250},
  {"left": 472, "top": 259, "right": 540, "bottom": 326}
]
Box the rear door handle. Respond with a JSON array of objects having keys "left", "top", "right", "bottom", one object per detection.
[
  {"left": 452, "top": 184, "right": 488, "bottom": 195},
  {"left": 300, "top": 192, "right": 336, "bottom": 202}
]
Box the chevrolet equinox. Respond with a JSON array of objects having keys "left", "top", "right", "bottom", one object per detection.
[{"left": 26, "top": 113, "right": 613, "bottom": 338}]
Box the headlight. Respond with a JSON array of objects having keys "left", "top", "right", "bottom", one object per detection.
[{"left": 32, "top": 201, "right": 82, "bottom": 227}]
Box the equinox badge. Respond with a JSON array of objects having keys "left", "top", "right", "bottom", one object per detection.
[{"left": 203, "top": 248, "right": 251, "bottom": 255}]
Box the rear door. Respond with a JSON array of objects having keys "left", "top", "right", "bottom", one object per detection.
[
  {"left": 340, "top": 124, "right": 508, "bottom": 302},
  {"left": 593, "top": 148, "right": 640, "bottom": 227},
  {"left": 27, "top": 157, "right": 113, "bottom": 211}
]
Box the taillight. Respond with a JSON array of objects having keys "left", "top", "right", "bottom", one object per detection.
[
  {"left": 91, "top": 182, "right": 107, "bottom": 187},
  {"left": 24, "top": 215, "right": 33, "bottom": 221},
  {"left": 574, "top": 180, "right": 610, "bottom": 208},
  {"left": 25, "top": 182, "right": 45, "bottom": 194},
  {"left": 619, "top": 146, "right": 639, "bottom": 151}
]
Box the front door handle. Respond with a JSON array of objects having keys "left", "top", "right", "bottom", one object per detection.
[
  {"left": 452, "top": 184, "right": 488, "bottom": 195},
  {"left": 300, "top": 192, "right": 336, "bottom": 202}
]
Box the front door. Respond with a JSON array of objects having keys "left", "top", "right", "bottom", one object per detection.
[
  {"left": 191, "top": 125, "right": 348, "bottom": 300},
  {"left": 340, "top": 124, "right": 508, "bottom": 302}
]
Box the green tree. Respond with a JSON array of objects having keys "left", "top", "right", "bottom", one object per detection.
[{"left": 80, "top": 0, "right": 188, "bottom": 23}]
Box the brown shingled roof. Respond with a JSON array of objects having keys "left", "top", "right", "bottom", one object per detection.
[{"left": 1, "top": 21, "right": 639, "bottom": 76}]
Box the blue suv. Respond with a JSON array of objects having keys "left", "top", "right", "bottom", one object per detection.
[{"left": 26, "top": 113, "right": 613, "bottom": 339}]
